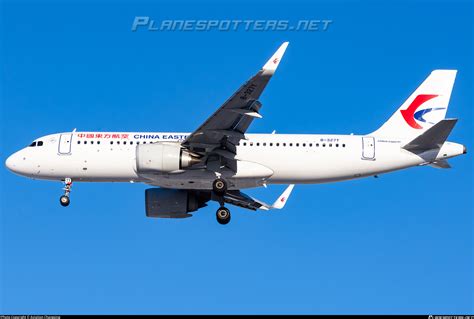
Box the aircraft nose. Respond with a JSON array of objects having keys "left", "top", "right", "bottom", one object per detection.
[
  {"left": 5, "top": 153, "right": 16, "bottom": 171},
  {"left": 5, "top": 151, "right": 27, "bottom": 175},
  {"left": 5, "top": 150, "right": 37, "bottom": 177}
]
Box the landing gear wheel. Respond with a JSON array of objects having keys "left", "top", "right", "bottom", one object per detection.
[
  {"left": 60, "top": 178, "right": 73, "bottom": 207},
  {"left": 60, "top": 195, "right": 70, "bottom": 207},
  {"left": 216, "top": 207, "right": 231, "bottom": 225},
  {"left": 212, "top": 178, "right": 227, "bottom": 195}
]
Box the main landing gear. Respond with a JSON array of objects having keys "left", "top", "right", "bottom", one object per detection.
[
  {"left": 212, "top": 178, "right": 227, "bottom": 195},
  {"left": 60, "top": 178, "right": 72, "bottom": 207},
  {"left": 216, "top": 206, "right": 231, "bottom": 225},
  {"left": 212, "top": 178, "right": 231, "bottom": 225}
]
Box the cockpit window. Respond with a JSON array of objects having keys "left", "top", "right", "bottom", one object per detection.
[{"left": 28, "top": 140, "right": 44, "bottom": 147}]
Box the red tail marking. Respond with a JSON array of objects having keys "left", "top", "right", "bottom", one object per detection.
[{"left": 400, "top": 94, "right": 438, "bottom": 129}]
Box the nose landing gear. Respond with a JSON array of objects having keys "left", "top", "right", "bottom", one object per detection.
[{"left": 60, "top": 178, "right": 72, "bottom": 207}]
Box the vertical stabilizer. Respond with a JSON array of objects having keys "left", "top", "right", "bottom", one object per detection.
[{"left": 372, "top": 70, "right": 457, "bottom": 139}]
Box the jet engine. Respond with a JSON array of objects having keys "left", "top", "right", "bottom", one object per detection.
[
  {"left": 136, "top": 142, "right": 200, "bottom": 173},
  {"left": 145, "top": 188, "right": 210, "bottom": 218}
]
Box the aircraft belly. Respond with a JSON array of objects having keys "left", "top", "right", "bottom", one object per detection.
[
  {"left": 142, "top": 171, "right": 265, "bottom": 190},
  {"left": 140, "top": 160, "right": 273, "bottom": 190}
]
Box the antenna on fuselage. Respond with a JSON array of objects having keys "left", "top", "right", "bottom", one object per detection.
[{"left": 72, "top": 128, "right": 77, "bottom": 133}]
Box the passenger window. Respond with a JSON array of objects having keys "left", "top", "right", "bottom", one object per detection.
[
  {"left": 289, "top": 143, "right": 293, "bottom": 147},
  {"left": 256, "top": 142, "right": 260, "bottom": 146},
  {"left": 322, "top": 144, "right": 326, "bottom": 147},
  {"left": 130, "top": 141, "right": 133, "bottom": 145},
  {"left": 123, "top": 141, "right": 126, "bottom": 145},
  {"left": 283, "top": 143, "right": 286, "bottom": 147},
  {"left": 336, "top": 144, "right": 339, "bottom": 147},
  {"left": 302, "top": 143, "right": 306, "bottom": 147},
  {"left": 296, "top": 143, "right": 299, "bottom": 147},
  {"left": 84, "top": 141, "right": 87, "bottom": 144},
  {"left": 110, "top": 141, "right": 113, "bottom": 145},
  {"left": 91, "top": 141, "right": 94, "bottom": 145},
  {"left": 329, "top": 143, "right": 332, "bottom": 147},
  {"left": 263, "top": 143, "right": 266, "bottom": 146},
  {"left": 276, "top": 143, "right": 279, "bottom": 146},
  {"left": 78, "top": 141, "right": 81, "bottom": 144},
  {"left": 97, "top": 141, "right": 101, "bottom": 145},
  {"left": 343, "top": 144, "right": 346, "bottom": 147}
]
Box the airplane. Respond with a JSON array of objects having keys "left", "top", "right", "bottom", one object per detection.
[{"left": 5, "top": 42, "right": 467, "bottom": 225}]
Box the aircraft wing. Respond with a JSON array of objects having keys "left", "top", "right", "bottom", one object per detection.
[
  {"left": 182, "top": 42, "right": 289, "bottom": 166},
  {"left": 223, "top": 184, "right": 295, "bottom": 211}
]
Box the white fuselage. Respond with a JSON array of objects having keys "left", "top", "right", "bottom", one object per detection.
[{"left": 5, "top": 131, "right": 465, "bottom": 190}]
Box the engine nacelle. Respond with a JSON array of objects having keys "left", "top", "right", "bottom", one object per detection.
[
  {"left": 136, "top": 142, "right": 200, "bottom": 173},
  {"left": 145, "top": 188, "right": 210, "bottom": 218}
]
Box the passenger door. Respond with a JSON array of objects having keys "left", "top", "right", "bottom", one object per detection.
[
  {"left": 58, "top": 133, "right": 73, "bottom": 154},
  {"left": 362, "top": 137, "right": 375, "bottom": 160}
]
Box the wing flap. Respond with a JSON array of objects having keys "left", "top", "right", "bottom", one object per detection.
[{"left": 227, "top": 108, "right": 263, "bottom": 118}]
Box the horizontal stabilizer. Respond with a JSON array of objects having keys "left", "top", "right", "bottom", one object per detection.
[
  {"left": 429, "top": 159, "right": 451, "bottom": 169},
  {"left": 403, "top": 119, "right": 457, "bottom": 152}
]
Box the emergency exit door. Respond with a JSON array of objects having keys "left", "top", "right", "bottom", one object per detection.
[{"left": 362, "top": 137, "right": 375, "bottom": 160}]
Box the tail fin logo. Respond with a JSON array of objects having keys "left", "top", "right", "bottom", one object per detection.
[{"left": 400, "top": 94, "right": 443, "bottom": 129}]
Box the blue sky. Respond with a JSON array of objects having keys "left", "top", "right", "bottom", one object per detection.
[{"left": 1, "top": 0, "right": 472, "bottom": 314}]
